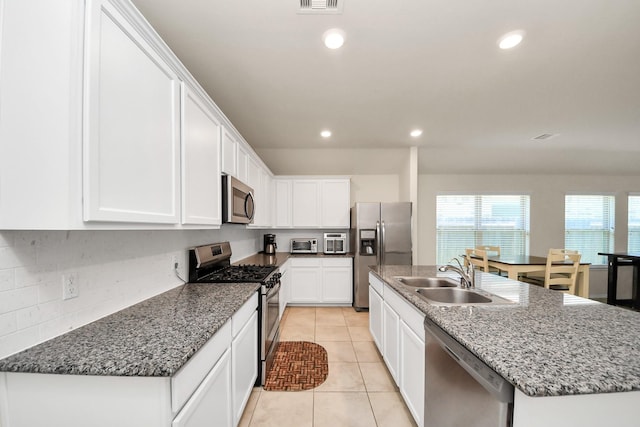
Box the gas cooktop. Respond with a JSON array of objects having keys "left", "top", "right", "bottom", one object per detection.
[
  {"left": 188, "top": 242, "right": 280, "bottom": 286},
  {"left": 199, "top": 264, "right": 277, "bottom": 283}
]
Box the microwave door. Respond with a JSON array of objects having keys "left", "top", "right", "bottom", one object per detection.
[{"left": 232, "top": 188, "right": 247, "bottom": 222}]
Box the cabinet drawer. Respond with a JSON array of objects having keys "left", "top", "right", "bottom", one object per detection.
[
  {"left": 290, "top": 257, "right": 321, "bottom": 267},
  {"left": 232, "top": 293, "right": 258, "bottom": 337},
  {"left": 322, "top": 258, "right": 352, "bottom": 268},
  {"left": 369, "top": 272, "right": 384, "bottom": 296},
  {"left": 172, "top": 320, "right": 232, "bottom": 414}
]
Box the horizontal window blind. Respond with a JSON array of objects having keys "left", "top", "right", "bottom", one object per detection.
[
  {"left": 628, "top": 195, "right": 640, "bottom": 253},
  {"left": 436, "top": 195, "right": 530, "bottom": 265},
  {"left": 565, "top": 195, "right": 615, "bottom": 265}
]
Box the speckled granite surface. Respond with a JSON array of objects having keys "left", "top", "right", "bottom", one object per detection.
[
  {"left": 237, "top": 251, "right": 353, "bottom": 267},
  {"left": 371, "top": 265, "right": 640, "bottom": 398},
  {"left": 0, "top": 283, "right": 259, "bottom": 377}
]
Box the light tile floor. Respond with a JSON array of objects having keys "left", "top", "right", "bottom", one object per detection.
[{"left": 239, "top": 306, "right": 417, "bottom": 427}]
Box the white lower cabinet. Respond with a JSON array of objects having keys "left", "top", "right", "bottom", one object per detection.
[
  {"left": 173, "top": 349, "right": 232, "bottom": 427},
  {"left": 369, "top": 284, "right": 384, "bottom": 350},
  {"left": 289, "top": 259, "right": 322, "bottom": 303},
  {"left": 322, "top": 259, "right": 353, "bottom": 303},
  {"left": 369, "top": 272, "right": 425, "bottom": 427},
  {"left": 399, "top": 320, "right": 425, "bottom": 427},
  {"left": 231, "top": 310, "right": 258, "bottom": 425},
  {"left": 382, "top": 301, "right": 400, "bottom": 383},
  {"left": 0, "top": 294, "right": 259, "bottom": 427},
  {"left": 279, "top": 261, "right": 290, "bottom": 319},
  {"left": 289, "top": 258, "right": 352, "bottom": 304}
]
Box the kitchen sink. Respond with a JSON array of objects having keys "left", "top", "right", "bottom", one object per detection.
[
  {"left": 394, "top": 277, "right": 458, "bottom": 288},
  {"left": 415, "top": 287, "right": 512, "bottom": 306}
]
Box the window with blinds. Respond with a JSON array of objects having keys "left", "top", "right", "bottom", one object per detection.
[
  {"left": 628, "top": 195, "right": 640, "bottom": 253},
  {"left": 565, "top": 195, "right": 615, "bottom": 265},
  {"left": 436, "top": 195, "right": 530, "bottom": 265}
]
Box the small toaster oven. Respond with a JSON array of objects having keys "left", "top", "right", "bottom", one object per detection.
[
  {"left": 324, "top": 233, "right": 347, "bottom": 254},
  {"left": 290, "top": 238, "right": 318, "bottom": 254}
]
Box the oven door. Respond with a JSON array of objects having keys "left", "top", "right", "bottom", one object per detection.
[{"left": 262, "top": 280, "right": 281, "bottom": 384}]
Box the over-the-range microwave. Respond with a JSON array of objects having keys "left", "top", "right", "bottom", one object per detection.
[{"left": 222, "top": 175, "right": 255, "bottom": 224}]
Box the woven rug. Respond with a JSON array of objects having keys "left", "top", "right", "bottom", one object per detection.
[{"left": 264, "top": 341, "right": 329, "bottom": 391}]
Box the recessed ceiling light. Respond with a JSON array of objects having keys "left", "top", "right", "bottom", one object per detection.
[
  {"left": 498, "top": 30, "right": 525, "bottom": 49},
  {"left": 410, "top": 129, "right": 423, "bottom": 137},
  {"left": 320, "top": 130, "right": 332, "bottom": 138},
  {"left": 323, "top": 29, "right": 345, "bottom": 49}
]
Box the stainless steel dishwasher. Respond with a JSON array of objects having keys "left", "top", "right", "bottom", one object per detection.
[{"left": 424, "top": 318, "right": 514, "bottom": 427}]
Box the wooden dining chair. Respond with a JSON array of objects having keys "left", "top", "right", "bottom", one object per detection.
[
  {"left": 548, "top": 248, "right": 580, "bottom": 257},
  {"left": 476, "top": 245, "right": 500, "bottom": 256},
  {"left": 544, "top": 249, "right": 581, "bottom": 294},
  {"left": 465, "top": 248, "right": 489, "bottom": 272},
  {"left": 476, "top": 245, "right": 504, "bottom": 275}
]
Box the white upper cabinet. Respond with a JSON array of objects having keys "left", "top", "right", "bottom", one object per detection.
[
  {"left": 236, "top": 144, "right": 250, "bottom": 184},
  {"left": 292, "top": 180, "right": 321, "bottom": 227},
  {"left": 83, "top": 0, "right": 181, "bottom": 223},
  {"left": 221, "top": 127, "right": 237, "bottom": 177},
  {"left": 275, "top": 177, "right": 351, "bottom": 229},
  {"left": 246, "top": 157, "right": 273, "bottom": 228},
  {"left": 321, "top": 179, "right": 351, "bottom": 228},
  {"left": 275, "top": 180, "right": 293, "bottom": 227},
  {"left": 0, "top": 0, "right": 269, "bottom": 230},
  {"left": 181, "top": 84, "right": 222, "bottom": 225},
  {"left": 247, "top": 156, "right": 262, "bottom": 226},
  {"left": 0, "top": 0, "right": 83, "bottom": 229}
]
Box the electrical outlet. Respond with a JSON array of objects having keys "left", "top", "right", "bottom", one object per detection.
[
  {"left": 172, "top": 255, "right": 179, "bottom": 271},
  {"left": 62, "top": 273, "right": 79, "bottom": 300}
]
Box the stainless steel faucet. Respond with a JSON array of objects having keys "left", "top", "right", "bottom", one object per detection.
[{"left": 439, "top": 257, "right": 475, "bottom": 288}]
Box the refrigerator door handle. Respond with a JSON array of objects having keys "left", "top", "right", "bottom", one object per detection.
[
  {"left": 376, "top": 221, "right": 381, "bottom": 266},
  {"left": 381, "top": 220, "right": 386, "bottom": 265}
]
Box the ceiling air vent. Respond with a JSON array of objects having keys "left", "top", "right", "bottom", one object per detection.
[
  {"left": 532, "top": 133, "right": 558, "bottom": 141},
  {"left": 299, "top": 0, "right": 343, "bottom": 14}
]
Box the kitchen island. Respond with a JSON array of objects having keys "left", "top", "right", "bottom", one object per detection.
[{"left": 371, "top": 265, "right": 640, "bottom": 427}]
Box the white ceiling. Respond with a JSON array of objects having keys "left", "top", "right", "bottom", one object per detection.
[{"left": 131, "top": 0, "right": 640, "bottom": 174}]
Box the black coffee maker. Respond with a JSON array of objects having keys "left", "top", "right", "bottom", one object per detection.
[{"left": 263, "top": 234, "right": 277, "bottom": 254}]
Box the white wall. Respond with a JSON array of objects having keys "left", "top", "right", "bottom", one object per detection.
[
  {"left": 0, "top": 226, "right": 260, "bottom": 359},
  {"left": 350, "top": 175, "right": 401, "bottom": 205},
  {"left": 418, "top": 174, "right": 640, "bottom": 298},
  {"left": 256, "top": 148, "right": 410, "bottom": 176}
]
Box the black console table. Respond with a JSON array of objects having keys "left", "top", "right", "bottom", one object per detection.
[{"left": 598, "top": 252, "right": 640, "bottom": 309}]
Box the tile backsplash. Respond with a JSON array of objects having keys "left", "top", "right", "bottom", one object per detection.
[{"left": 0, "top": 226, "right": 260, "bottom": 359}]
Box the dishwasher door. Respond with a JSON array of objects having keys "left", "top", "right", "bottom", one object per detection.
[{"left": 424, "top": 318, "right": 514, "bottom": 427}]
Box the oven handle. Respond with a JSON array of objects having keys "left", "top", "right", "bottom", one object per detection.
[{"left": 245, "top": 192, "right": 255, "bottom": 220}]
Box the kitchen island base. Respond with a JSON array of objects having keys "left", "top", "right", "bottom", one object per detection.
[{"left": 513, "top": 388, "right": 640, "bottom": 427}]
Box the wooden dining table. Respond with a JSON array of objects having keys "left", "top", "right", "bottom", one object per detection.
[{"left": 485, "top": 254, "right": 591, "bottom": 298}]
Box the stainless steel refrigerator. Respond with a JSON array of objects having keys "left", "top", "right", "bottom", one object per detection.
[{"left": 351, "top": 202, "right": 412, "bottom": 311}]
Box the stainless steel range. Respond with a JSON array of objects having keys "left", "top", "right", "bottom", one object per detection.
[{"left": 188, "top": 242, "right": 280, "bottom": 386}]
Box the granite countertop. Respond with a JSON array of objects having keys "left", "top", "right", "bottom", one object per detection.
[
  {"left": 371, "top": 265, "right": 640, "bottom": 398},
  {"left": 237, "top": 251, "right": 354, "bottom": 267},
  {"left": 0, "top": 282, "right": 260, "bottom": 377}
]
